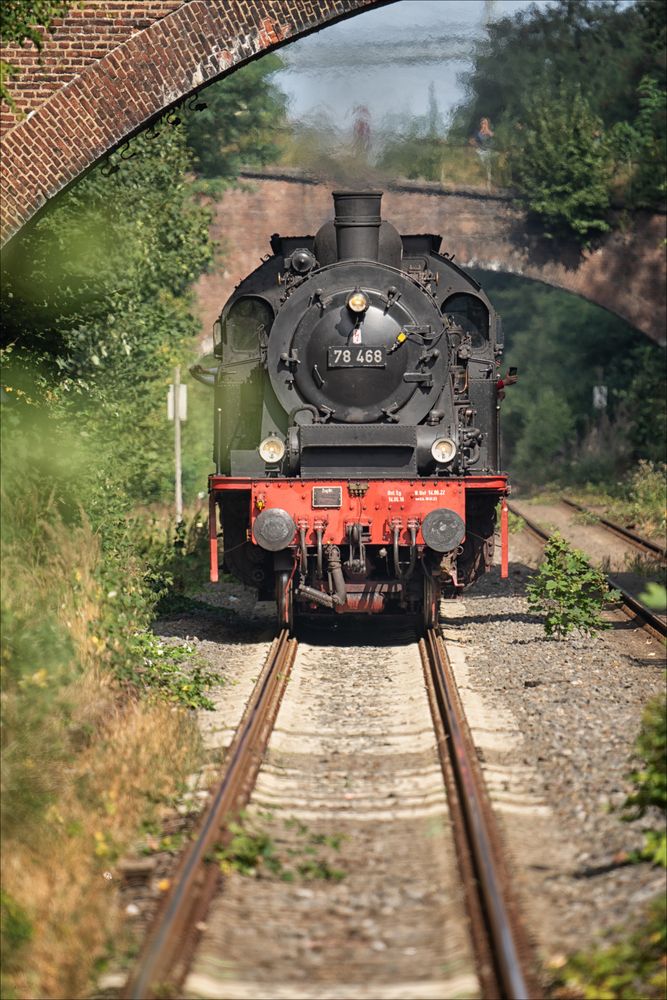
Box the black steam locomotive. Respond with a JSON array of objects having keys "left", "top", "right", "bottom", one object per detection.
[{"left": 192, "top": 191, "right": 509, "bottom": 629}]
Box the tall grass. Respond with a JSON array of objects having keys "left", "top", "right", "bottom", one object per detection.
[{"left": 1, "top": 402, "right": 205, "bottom": 998}]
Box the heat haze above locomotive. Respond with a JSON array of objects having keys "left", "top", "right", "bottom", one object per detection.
[{"left": 191, "top": 191, "right": 510, "bottom": 630}]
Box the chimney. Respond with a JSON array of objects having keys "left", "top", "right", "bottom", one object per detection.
[{"left": 332, "top": 191, "right": 382, "bottom": 262}]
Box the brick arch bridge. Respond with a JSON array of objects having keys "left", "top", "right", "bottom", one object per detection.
[
  {"left": 1, "top": 2, "right": 664, "bottom": 341},
  {"left": 0, "top": 0, "right": 388, "bottom": 245},
  {"left": 197, "top": 170, "right": 667, "bottom": 344}
]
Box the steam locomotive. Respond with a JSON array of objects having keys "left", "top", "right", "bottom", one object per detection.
[{"left": 192, "top": 191, "right": 509, "bottom": 630}]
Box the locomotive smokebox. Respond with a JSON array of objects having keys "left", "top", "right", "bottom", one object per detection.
[{"left": 333, "top": 191, "right": 382, "bottom": 262}]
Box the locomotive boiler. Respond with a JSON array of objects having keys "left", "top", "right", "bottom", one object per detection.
[{"left": 192, "top": 191, "right": 510, "bottom": 630}]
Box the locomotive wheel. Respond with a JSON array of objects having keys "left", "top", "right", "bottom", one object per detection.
[
  {"left": 276, "top": 571, "right": 294, "bottom": 634},
  {"left": 422, "top": 573, "right": 440, "bottom": 631}
]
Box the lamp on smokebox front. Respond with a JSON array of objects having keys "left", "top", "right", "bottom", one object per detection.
[
  {"left": 346, "top": 290, "right": 369, "bottom": 314},
  {"left": 258, "top": 435, "right": 286, "bottom": 464},
  {"left": 431, "top": 437, "right": 457, "bottom": 464}
]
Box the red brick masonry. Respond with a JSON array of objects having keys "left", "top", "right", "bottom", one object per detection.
[{"left": 195, "top": 170, "right": 667, "bottom": 344}]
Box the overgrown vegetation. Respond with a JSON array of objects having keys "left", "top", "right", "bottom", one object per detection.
[
  {"left": 0, "top": 94, "right": 220, "bottom": 998},
  {"left": 549, "top": 694, "right": 667, "bottom": 999},
  {"left": 554, "top": 462, "right": 667, "bottom": 544},
  {"left": 526, "top": 533, "right": 617, "bottom": 639},
  {"left": 622, "top": 695, "right": 667, "bottom": 869}
]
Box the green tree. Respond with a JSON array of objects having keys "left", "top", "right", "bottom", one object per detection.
[
  {"left": 1, "top": 125, "right": 213, "bottom": 503},
  {"left": 511, "top": 387, "right": 575, "bottom": 482},
  {"left": 183, "top": 55, "right": 287, "bottom": 181},
  {"left": 452, "top": 0, "right": 661, "bottom": 141},
  {"left": 617, "top": 343, "right": 667, "bottom": 463},
  {"left": 610, "top": 76, "right": 667, "bottom": 208},
  {"left": 509, "top": 83, "right": 612, "bottom": 242},
  {"left": 477, "top": 270, "right": 663, "bottom": 486},
  {"left": 450, "top": 0, "right": 666, "bottom": 221}
]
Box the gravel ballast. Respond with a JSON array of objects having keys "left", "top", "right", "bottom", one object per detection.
[{"left": 444, "top": 532, "right": 666, "bottom": 969}]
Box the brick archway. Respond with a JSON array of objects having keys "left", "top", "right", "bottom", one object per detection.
[
  {"left": 196, "top": 170, "right": 667, "bottom": 344},
  {"left": 0, "top": 0, "right": 390, "bottom": 245}
]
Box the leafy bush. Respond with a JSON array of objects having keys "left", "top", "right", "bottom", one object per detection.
[
  {"left": 623, "top": 695, "right": 667, "bottom": 868},
  {"left": 526, "top": 533, "right": 616, "bottom": 638},
  {"left": 550, "top": 895, "right": 666, "bottom": 1000}
]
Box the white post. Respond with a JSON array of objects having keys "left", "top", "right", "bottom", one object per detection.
[{"left": 174, "top": 365, "right": 183, "bottom": 524}]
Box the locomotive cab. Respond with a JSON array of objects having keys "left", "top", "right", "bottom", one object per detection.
[{"left": 194, "top": 191, "right": 509, "bottom": 630}]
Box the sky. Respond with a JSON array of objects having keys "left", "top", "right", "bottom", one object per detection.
[{"left": 273, "top": 0, "right": 551, "bottom": 130}]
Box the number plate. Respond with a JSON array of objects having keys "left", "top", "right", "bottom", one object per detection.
[
  {"left": 312, "top": 486, "right": 342, "bottom": 508},
  {"left": 327, "top": 346, "right": 386, "bottom": 369}
]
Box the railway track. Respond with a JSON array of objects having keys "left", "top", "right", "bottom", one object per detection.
[
  {"left": 510, "top": 502, "right": 666, "bottom": 641},
  {"left": 123, "top": 622, "right": 538, "bottom": 1000},
  {"left": 123, "top": 629, "right": 298, "bottom": 999},
  {"left": 420, "top": 628, "right": 536, "bottom": 1000}
]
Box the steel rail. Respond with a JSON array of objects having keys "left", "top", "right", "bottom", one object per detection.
[
  {"left": 561, "top": 497, "right": 666, "bottom": 560},
  {"left": 123, "top": 629, "right": 298, "bottom": 1000},
  {"left": 420, "top": 629, "right": 537, "bottom": 1000},
  {"left": 510, "top": 503, "right": 666, "bottom": 640}
]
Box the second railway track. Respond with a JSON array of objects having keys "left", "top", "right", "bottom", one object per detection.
[
  {"left": 123, "top": 621, "right": 538, "bottom": 1000},
  {"left": 561, "top": 497, "right": 666, "bottom": 561}
]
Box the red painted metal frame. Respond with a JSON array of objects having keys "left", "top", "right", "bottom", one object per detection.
[
  {"left": 209, "top": 475, "right": 508, "bottom": 582},
  {"left": 209, "top": 491, "right": 219, "bottom": 583},
  {"left": 500, "top": 496, "right": 509, "bottom": 579}
]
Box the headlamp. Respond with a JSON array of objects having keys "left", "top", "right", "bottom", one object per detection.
[
  {"left": 431, "top": 437, "right": 457, "bottom": 464},
  {"left": 258, "top": 435, "right": 286, "bottom": 464},
  {"left": 347, "top": 291, "right": 369, "bottom": 313}
]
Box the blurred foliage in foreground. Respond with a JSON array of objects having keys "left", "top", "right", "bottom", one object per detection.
[
  {"left": 550, "top": 895, "right": 666, "bottom": 1000},
  {"left": 0, "top": 124, "right": 216, "bottom": 997},
  {"left": 623, "top": 695, "right": 667, "bottom": 870}
]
